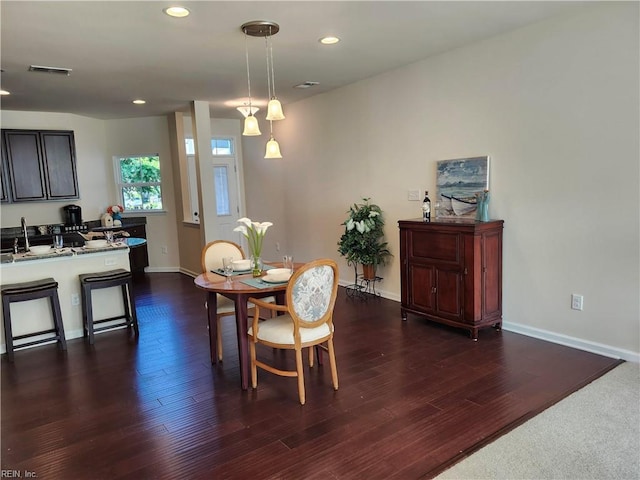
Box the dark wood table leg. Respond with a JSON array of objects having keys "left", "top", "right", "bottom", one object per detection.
[
  {"left": 234, "top": 294, "right": 250, "bottom": 390},
  {"left": 207, "top": 292, "right": 218, "bottom": 364}
]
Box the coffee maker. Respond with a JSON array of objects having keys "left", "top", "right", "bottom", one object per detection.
[{"left": 62, "top": 204, "right": 84, "bottom": 231}]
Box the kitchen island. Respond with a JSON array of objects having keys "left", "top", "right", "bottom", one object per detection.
[{"left": 1, "top": 243, "right": 132, "bottom": 354}]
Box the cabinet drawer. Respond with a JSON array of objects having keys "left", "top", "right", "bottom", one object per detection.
[
  {"left": 124, "top": 225, "right": 146, "bottom": 238},
  {"left": 410, "top": 230, "right": 461, "bottom": 264}
]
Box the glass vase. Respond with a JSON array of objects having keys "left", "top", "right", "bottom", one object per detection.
[{"left": 251, "top": 255, "right": 263, "bottom": 277}]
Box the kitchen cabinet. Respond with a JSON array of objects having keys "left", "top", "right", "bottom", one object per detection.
[
  {"left": 398, "top": 218, "right": 503, "bottom": 340},
  {"left": 120, "top": 223, "right": 149, "bottom": 275},
  {"left": 1, "top": 129, "right": 79, "bottom": 202},
  {"left": 0, "top": 150, "right": 8, "bottom": 203}
]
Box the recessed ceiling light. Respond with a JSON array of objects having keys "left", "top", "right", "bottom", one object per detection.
[
  {"left": 29, "top": 65, "right": 72, "bottom": 75},
  {"left": 132, "top": 99, "right": 146, "bottom": 105},
  {"left": 294, "top": 81, "right": 320, "bottom": 89},
  {"left": 163, "top": 6, "right": 190, "bottom": 18},
  {"left": 319, "top": 36, "right": 340, "bottom": 45},
  {"left": 0, "top": 90, "right": 10, "bottom": 96}
]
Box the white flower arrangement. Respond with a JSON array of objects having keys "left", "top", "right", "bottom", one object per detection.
[{"left": 233, "top": 217, "right": 273, "bottom": 259}]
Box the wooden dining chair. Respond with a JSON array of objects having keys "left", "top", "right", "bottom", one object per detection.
[
  {"left": 248, "top": 259, "right": 339, "bottom": 405},
  {"left": 201, "top": 240, "right": 249, "bottom": 362}
]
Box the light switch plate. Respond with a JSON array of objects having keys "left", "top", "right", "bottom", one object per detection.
[{"left": 408, "top": 189, "right": 420, "bottom": 201}]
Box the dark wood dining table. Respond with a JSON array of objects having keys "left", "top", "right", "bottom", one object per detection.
[{"left": 193, "top": 264, "right": 299, "bottom": 390}]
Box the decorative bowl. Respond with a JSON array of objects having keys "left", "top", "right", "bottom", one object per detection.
[
  {"left": 232, "top": 259, "right": 251, "bottom": 271},
  {"left": 85, "top": 239, "right": 109, "bottom": 249},
  {"left": 29, "top": 245, "right": 52, "bottom": 255}
]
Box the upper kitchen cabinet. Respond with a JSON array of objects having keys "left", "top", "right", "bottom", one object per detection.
[
  {"left": 0, "top": 147, "right": 8, "bottom": 203},
  {"left": 1, "top": 129, "right": 80, "bottom": 202}
]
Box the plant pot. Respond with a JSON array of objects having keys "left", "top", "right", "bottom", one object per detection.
[{"left": 362, "top": 264, "right": 376, "bottom": 280}]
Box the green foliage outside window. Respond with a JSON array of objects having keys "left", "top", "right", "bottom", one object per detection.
[{"left": 118, "top": 155, "right": 163, "bottom": 211}]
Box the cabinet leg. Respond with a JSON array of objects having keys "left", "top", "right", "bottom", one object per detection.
[
  {"left": 470, "top": 328, "right": 479, "bottom": 341},
  {"left": 401, "top": 308, "right": 407, "bottom": 321},
  {"left": 493, "top": 322, "right": 502, "bottom": 332}
]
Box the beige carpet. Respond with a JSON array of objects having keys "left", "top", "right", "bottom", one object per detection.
[{"left": 435, "top": 362, "right": 640, "bottom": 480}]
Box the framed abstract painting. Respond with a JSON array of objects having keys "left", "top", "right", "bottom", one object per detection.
[{"left": 436, "top": 156, "right": 490, "bottom": 219}]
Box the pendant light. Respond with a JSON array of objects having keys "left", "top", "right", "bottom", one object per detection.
[
  {"left": 241, "top": 30, "right": 260, "bottom": 136},
  {"left": 241, "top": 21, "right": 284, "bottom": 158},
  {"left": 265, "top": 32, "right": 285, "bottom": 121},
  {"left": 264, "top": 120, "right": 282, "bottom": 158}
]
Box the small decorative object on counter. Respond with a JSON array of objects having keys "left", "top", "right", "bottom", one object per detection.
[
  {"left": 475, "top": 190, "right": 490, "bottom": 222},
  {"left": 101, "top": 213, "right": 114, "bottom": 228},
  {"left": 422, "top": 191, "right": 431, "bottom": 222},
  {"left": 233, "top": 217, "right": 273, "bottom": 277},
  {"left": 107, "top": 205, "right": 124, "bottom": 227}
]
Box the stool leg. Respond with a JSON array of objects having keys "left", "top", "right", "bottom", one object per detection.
[
  {"left": 49, "top": 289, "right": 67, "bottom": 351},
  {"left": 2, "top": 296, "right": 15, "bottom": 362},
  {"left": 120, "top": 283, "right": 131, "bottom": 329},
  {"left": 81, "top": 282, "right": 95, "bottom": 345},
  {"left": 127, "top": 279, "right": 139, "bottom": 337}
]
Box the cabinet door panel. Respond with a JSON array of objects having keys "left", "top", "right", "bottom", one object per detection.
[
  {"left": 410, "top": 265, "right": 435, "bottom": 312},
  {"left": 3, "top": 131, "right": 46, "bottom": 201},
  {"left": 1, "top": 147, "right": 9, "bottom": 202},
  {"left": 482, "top": 230, "right": 502, "bottom": 317},
  {"left": 41, "top": 132, "right": 79, "bottom": 199},
  {"left": 121, "top": 224, "right": 149, "bottom": 273},
  {"left": 435, "top": 269, "right": 462, "bottom": 320}
]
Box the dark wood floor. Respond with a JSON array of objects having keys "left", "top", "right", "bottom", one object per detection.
[{"left": 1, "top": 272, "right": 621, "bottom": 479}]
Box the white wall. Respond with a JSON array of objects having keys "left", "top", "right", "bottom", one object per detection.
[
  {"left": 244, "top": 3, "right": 639, "bottom": 358},
  {"left": 103, "top": 116, "right": 180, "bottom": 270}
]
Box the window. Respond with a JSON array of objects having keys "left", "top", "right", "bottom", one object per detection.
[
  {"left": 212, "top": 138, "right": 233, "bottom": 156},
  {"left": 114, "top": 154, "right": 164, "bottom": 211},
  {"left": 185, "top": 138, "right": 195, "bottom": 155},
  {"left": 214, "top": 166, "right": 231, "bottom": 216}
]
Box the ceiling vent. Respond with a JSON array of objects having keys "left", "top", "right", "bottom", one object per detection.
[
  {"left": 29, "top": 65, "right": 72, "bottom": 75},
  {"left": 294, "top": 81, "right": 319, "bottom": 89}
]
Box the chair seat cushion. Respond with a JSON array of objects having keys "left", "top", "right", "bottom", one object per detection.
[
  {"left": 248, "top": 315, "right": 332, "bottom": 345},
  {"left": 216, "top": 294, "right": 236, "bottom": 314}
]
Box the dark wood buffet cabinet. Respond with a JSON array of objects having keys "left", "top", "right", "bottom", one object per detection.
[{"left": 398, "top": 218, "right": 503, "bottom": 340}]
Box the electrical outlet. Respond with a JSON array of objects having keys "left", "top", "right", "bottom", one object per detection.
[
  {"left": 71, "top": 293, "right": 80, "bottom": 306},
  {"left": 275, "top": 242, "right": 280, "bottom": 252},
  {"left": 408, "top": 189, "right": 420, "bottom": 201},
  {"left": 161, "top": 246, "right": 168, "bottom": 254},
  {"left": 571, "top": 294, "right": 583, "bottom": 311},
  {"left": 105, "top": 258, "right": 117, "bottom": 266}
]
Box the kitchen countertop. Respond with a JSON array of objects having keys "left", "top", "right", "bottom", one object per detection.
[{"left": 1, "top": 242, "right": 130, "bottom": 264}]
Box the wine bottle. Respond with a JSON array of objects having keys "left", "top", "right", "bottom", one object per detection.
[{"left": 422, "top": 191, "right": 431, "bottom": 222}]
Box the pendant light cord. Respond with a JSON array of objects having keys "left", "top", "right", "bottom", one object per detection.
[
  {"left": 264, "top": 34, "right": 272, "bottom": 101},
  {"left": 244, "top": 31, "right": 253, "bottom": 110},
  {"left": 268, "top": 30, "right": 277, "bottom": 99}
]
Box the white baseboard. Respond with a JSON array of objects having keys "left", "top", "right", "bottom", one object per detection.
[
  {"left": 337, "top": 278, "right": 400, "bottom": 302},
  {"left": 503, "top": 321, "right": 639, "bottom": 363},
  {"left": 144, "top": 266, "right": 181, "bottom": 273}
]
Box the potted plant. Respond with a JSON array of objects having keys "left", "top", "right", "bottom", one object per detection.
[{"left": 337, "top": 198, "right": 392, "bottom": 279}]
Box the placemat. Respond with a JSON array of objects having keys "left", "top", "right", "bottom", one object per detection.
[
  {"left": 211, "top": 264, "right": 277, "bottom": 277},
  {"left": 241, "top": 277, "right": 288, "bottom": 289}
]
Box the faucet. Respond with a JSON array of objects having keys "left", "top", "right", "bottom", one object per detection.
[{"left": 21, "top": 217, "right": 29, "bottom": 252}]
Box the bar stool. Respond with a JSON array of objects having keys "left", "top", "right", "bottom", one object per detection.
[
  {"left": 79, "top": 269, "right": 139, "bottom": 344},
  {"left": 1, "top": 278, "right": 67, "bottom": 362}
]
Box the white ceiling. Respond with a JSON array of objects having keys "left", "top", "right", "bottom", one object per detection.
[{"left": 0, "top": 1, "right": 589, "bottom": 120}]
